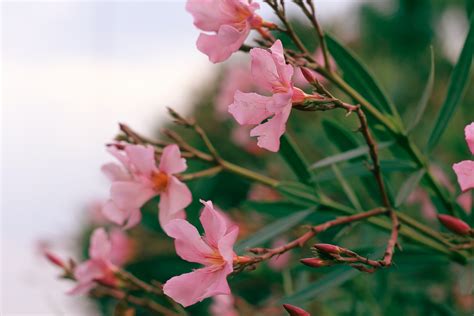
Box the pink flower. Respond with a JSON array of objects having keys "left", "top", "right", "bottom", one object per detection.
[
  {"left": 268, "top": 238, "right": 291, "bottom": 271},
  {"left": 186, "top": 0, "right": 264, "bottom": 63},
  {"left": 457, "top": 191, "right": 472, "bottom": 214},
  {"left": 163, "top": 200, "right": 239, "bottom": 307},
  {"left": 69, "top": 228, "right": 119, "bottom": 295},
  {"left": 293, "top": 48, "right": 335, "bottom": 87},
  {"left": 109, "top": 228, "right": 135, "bottom": 267},
  {"left": 229, "top": 40, "right": 316, "bottom": 152},
  {"left": 102, "top": 144, "right": 192, "bottom": 231},
  {"left": 210, "top": 295, "right": 239, "bottom": 316},
  {"left": 453, "top": 122, "right": 474, "bottom": 192},
  {"left": 216, "top": 65, "right": 253, "bottom": 119}
]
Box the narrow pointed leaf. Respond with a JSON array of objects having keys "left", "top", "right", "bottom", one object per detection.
[
  {"left": 426, "top": 15, "right": 474, "bottom": 151},
  {"left": 395, "top": 169, "right": 426, "bottom": 207},
  {"left": 326, "top": 34, "right": 399, "bottom": 118},
  {"left": 280, "top": 134, "right": 313, "bottom": 185},
  {"left": 331, "top": 164, "right": 363, "bottom": 211},
  {"left": 234, "top": 208, "right": 313, "bottom": 253},
  {"left": 407, "top": 47, "right": 435, "bottom": 132}
]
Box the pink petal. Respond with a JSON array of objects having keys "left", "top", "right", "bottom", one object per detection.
[
  {"left": 217, "top": 226, "right": 239, "bottom": 269},
  {"left": 89, "top": 228, "right": 111, "bottom": 260},
  {"left": 216, "top": 65, "right": 252, "bottom": 119},
  {"left": 101, "top": 163, "right": 130, "bottom": 182},
  {"left": 163, "top": 267, "right": 231, "bottom": 307},
  {"left": 68, "top": 281, "right": 96, "bottom": 296},
  {"left": 250, "top": 104, "right": 291, "bottom": 152},
  {"left": 453, "top": 160, "right": 474, "bottom": 192},
  {"left": 186, "top": 0, "right": 236, "bottom": 32},
  {"left": 197, "top": 25, "right": 249, "bottom": 63},
  {"left": 159, "top": 208, "right": 186, "bottom": 234},
  {"left": 457, "top": 191, "right": 472, "bottom": 214},
  {"left": 124, "top": 144, "right": 156, "bottom": 176},
  {"left": 266, "top": 90, "right": 293, "bottom": 113},
  {"left": 228, "top": 91, "right": 271, "bottom": 125},
  {"left": 159, "top": 176, "right": 192, "bottom": 217},
  {"left": 164, "top": 219, "right": 213, "bottom": 264},
  {"left": 123, "top": 207, "right": 142, "bottom": 230},
  {"left": 199, "top": 200, "right": 228, "bottom": 248},
  {"left": 109, "top": 228, "right": 133, "bottom": 267},
  {"left": 107, "top": 145, "right": 131, "bottom": 168},
  {"left": 159, "top": 144, "right": 187, "bottom": 175},
  {"left": 102, "top": 200, "right": 128, "bottom": 226},
  {"left": 210, "top": 295, "right": 238, "bottom": 316},
  {"left": 110, "top": 181, "right": 156, "bottom": 209},
  {"left": 69, "top": 260, "right": 103, "bottom": 295},
  {"left": 465, "top": 122, "right": 474, "bottom": 154},
  {"left": 250, "top": 40, "right": 294, "bottom": 92}
]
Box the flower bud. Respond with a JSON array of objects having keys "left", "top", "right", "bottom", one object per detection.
[
  {"left": 314, "top": 243, "right": 341, "bottom": 254},
  {"left": 300, "top": 67, "right": 317, "bottom": 84},
  {"left": 44, "top": 250, "right": 65, "bottom": 268},
  {"left": 283, "top": 304, "right": 310, "bottom": 316},
  {"left": 300, "top": 258, "right": 332, "bottom": 268},
  {"left": 437, "top": 214, "right": 471, "bottom": 236}
]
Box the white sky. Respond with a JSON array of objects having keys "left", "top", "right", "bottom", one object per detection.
[{"left": 5, "top": 0, "right": 465, "bottom": 314}]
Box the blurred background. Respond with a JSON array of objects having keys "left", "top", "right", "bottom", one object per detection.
[{"left": 2, "top": 0, "right": 472, "bottom": 315}]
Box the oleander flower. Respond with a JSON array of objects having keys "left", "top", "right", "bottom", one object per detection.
[
  {"left": 69, "top": 228, "right": 119, "bottom": 295},
  {"left": 102, "top": 144, "right": 191, "bottom": 231},
  {"left": 109, "top": 228, "right": 135, "bottom": 267},
  {"left": 216, "top": 65, "right": 253, "bottom": 119},
  {"left": 210, "top": 294, "right": 239, "bottom": 316},
  {"left": 229, "top": 40, "right": 319, "bottom": 152},
  {"left": 186, "top": 0, "right": 264, "bottom": 63},
  {"left": 453, "top": 122, "right": 474, "bottom": 192},
  {"left": 163, "top": 200, "right": 239, "bottom": 307}
]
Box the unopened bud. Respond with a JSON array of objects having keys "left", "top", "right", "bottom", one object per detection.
[
  {"left": 283, "top": 304, "right": 310, "bottom": 316},
  {"left": 437, "top": 214, "right": 471, "bottom": 236},
  {"left": 44, "top": 250, "right": 65, "bottom": 268},
  {"left": 300, "top": 67, "right": 317, "bottom": 84},
  {"left": 314, "top": 243, "right": 341, "bottom": 254},
  {"left": 300, "top": 258, "right": 332, "bottom": 268}
]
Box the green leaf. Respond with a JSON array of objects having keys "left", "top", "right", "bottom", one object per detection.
[
  {"left": 407, "top": 47, "right": 435, "bottom": 133},
  {"left": 395, "top": 169, "right": 426, "bottom": 207},
  {"left": 322, "top": 119, "right": 360, "bottom": 152},
  {"left": 331, "top": 164, "right": 363, "bottom": 211},
  {"left": 280, "top": 267, "right": 359, "bottom": 305},
  {"left": 234, "top": 208, "right": 314, "bottom": 253},
  {"left": 310, "top": 141, "right": 394, "bottom": 170},
  {"left": 280, "top": 134, "right": 313, "bottom": 185},
  {"left": 276, "top": 181, "right": 320, "bottom": 207},
  {"left": 326, "top": 34, "right": 399, "bottom": 118},
  {"left": 426, "top": 15, "right": 474, "bottom": 151},
  {"left": 242, "top": 201, "right": 307, "bottom": 218}
]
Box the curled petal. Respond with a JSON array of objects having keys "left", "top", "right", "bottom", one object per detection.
[
  {"left": 250, "top": 105, "right": 291, "bottom": 152},
  {"left": 89, "top": 228, "right": 111, "bottom": 260},
  {"left": 165, "top": 219, "right": 213, "bottom": 264},
  {"left": 159, "top": 144, "right": 187, "bottom": 175},
  {"left": 197, "top": 25, "right": 249, "bottom": 63},
  {"left": 159, "top": 176, "right": 192, "bottom": 219},
  {"left": 228, "top": 91, "right": 271, "bottom": 125},
  {"left": 453, "top": 160, "right": 474, "bottom": 192},
  {"left": 163, "top": 267, "right": 230, "bottom": 307},
  {"left": 465, "top": 122, "right": 474, "bottom": 154}
]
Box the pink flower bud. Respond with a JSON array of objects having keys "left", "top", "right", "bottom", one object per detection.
[
  {"left": 283, "top": 304, "right": 310, "bottom": 316},
  {"left": 44, "top": 250, "right": 65, "bottom": 268},
  {"left": 300, "top": 67, "right": 317, "bottom": 84},
  {"left": 314, "top": 243, "right": 341, "bottom": 254},
  {"left": 300, "top": 258, "right": 332, "bottom": 268},
  {"left": 437, "top": 214, "right": 471, "bottom": 236}
]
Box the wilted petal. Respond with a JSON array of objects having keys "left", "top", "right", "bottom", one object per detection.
[
  {"left": 163, "top": 267, "right": 230, "bottom": 307},
  {"left": 197, "top": 25, "right": 249, "bottom": 63},
  {"left": 89, "top": 228, "right": 111, "bottom": 260},
  {"left": 159, "top": 144, "right": 187, "bottom": 175},
  {"left": 159, "top": 176, "right": 192, "bottom": 217},
  {"left": 453, "top": 160, "right": 474, "bottom": 192},
  {"left": 465, "top": 122, "right": 474, "bottom": 154},
  {"left": 124, "top": 144, "right": 156, "bottom": 176},
  {"left": 165, "top": 219, "right": 213, "bottom": 264},
  {"left": 250, "top": 105, "right": 291, "bottom": 152},
  {"left": 228, "top": 91, "right": 271, "bottom": 125},
  {"left": 110, "top": 181, "right": 155, "bottom": 209}
]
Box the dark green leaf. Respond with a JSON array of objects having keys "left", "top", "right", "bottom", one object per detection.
[
  {"left": 242, "top": 201, "right": 306, "bottom": 218},
  {"left": 280, "top": 267, "right": 359, "bottom": 305},
  {"left": 407, "top": 47, "right": 435, "bottom": 133},
  {"left": 234, "top": 208, "right": 314, "bottom": 253},
  {"left": 276, "top": 181, "right": 320, "bottom": 207},
  {"left": 326, "top": 34, "right": 399, "bottom": 118},
  {"left": 395, "top": 169, "right": 426, "bottom": 207},
  {"left": 426, "top": 15, "right": 474, "bottom": 151},
  {"left": 331, "top": 164, "right": 363, "bottom": 211},
  {"left": 322, "top": 119, "right": 360, "bottom": 152},
  {"left": 280, "top": 134, "right": 313, "bottom": 185},
  {"left": 310, "top": 141, "right": 394, "bottom": 170}
]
